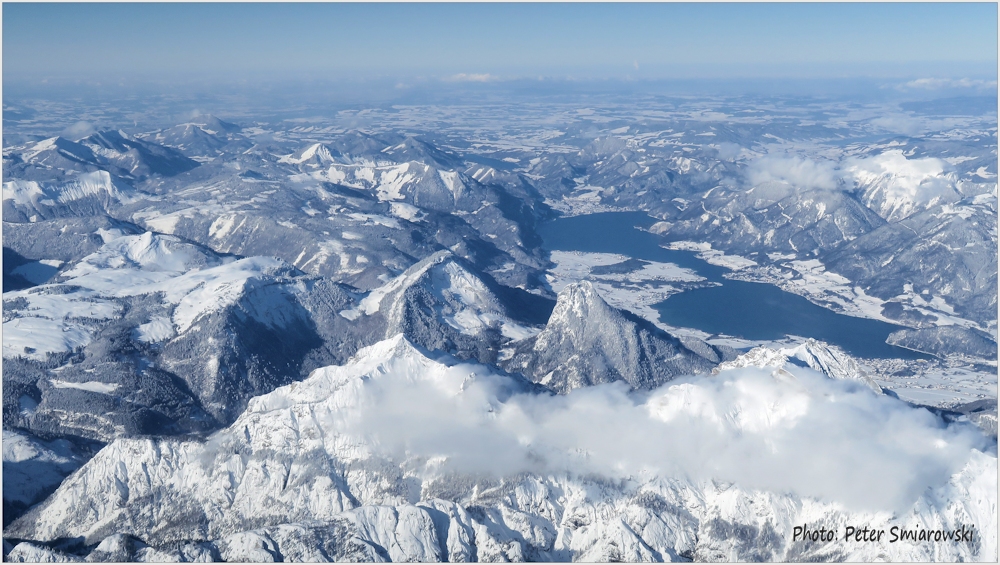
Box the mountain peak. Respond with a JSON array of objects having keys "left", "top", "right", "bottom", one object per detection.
[
  {"left": 380, "top": 136, "right": 463, "bottom": 169},
  {"left": 337, "top": 251, "right": 542, "bottom": 363},
  {"left": 358, "top": 332, "right": 421, "bottom": 359},
  {"left": 280, "top": 142, "right": 342, "bottom": 166},
  {"left": 343, "top": 249, "right": 459, "bottom": 318},
  {"left": 716, "top": 339, "right": 883, "bottom": 393},
  {"left": 542, "top": 281, "right": 621, "bottom": 342},
  {"left": 507, "top": 282, "right": 715, "bottom": 393},
  {"left": 560, "top": 280, "right": 597, "bottom": 300},
  {"left": 188, "top": 114, "right": 241, "bottom": 134},
  {"left": 248, "top": 333, "right": 444, "bottom": 415},
  {"left": 339, "top": 332, "right": 428, "bottom": 374},
  {"left": 81, "top": 129, "right": 130, "bottom": 150}
]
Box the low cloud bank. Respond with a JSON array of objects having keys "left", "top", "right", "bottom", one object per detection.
[
  {"left": 900, "top": 77, "right": 998, "bottom": 91},
  {"left": 869, "top": 114, "right": 925, "bottom": 136},
  {"left": 746, "top": 155, "right": 840, "bottom": 191},
  {"left": 60, "top": 121, "right": 97, "bottom": 141},
  {"left": 446, "top": 73, "right": 499, "bottom": 83},
  {"left": 745, "top": 151, "right": 958, "bottom": 209},
  {"left": 336, "top": 353, "right": 991, "bottom": 513},
  {"left": 714, "top": 142, "right": 743, "bottom": 160}
]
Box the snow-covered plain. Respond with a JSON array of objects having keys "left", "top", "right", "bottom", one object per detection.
[
  {"left": 544, "top": 250, "right": 709, "bottom": 335},
  {"left": 663, "top": 241, "right": 759, "bottom": 271}
]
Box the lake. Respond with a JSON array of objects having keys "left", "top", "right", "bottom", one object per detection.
[{"left": 538, "top": 211, "right": 929, "bottom": 360}]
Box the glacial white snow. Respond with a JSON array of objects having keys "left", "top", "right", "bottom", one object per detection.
[{"left": 8, "top": 335, "right": 995, "bottom": 561}]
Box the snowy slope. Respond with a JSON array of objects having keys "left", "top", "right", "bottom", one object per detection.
[
  {"left": 2, "top": 230, "right": 360, "bottom": 438},
  {"left": 2, "top": 171, "right": 137, "bottom": 221},
  {"left": 279, "top": 143, "right": 344, "bottom": 166},
  {"left": 6, "top": 335, "right": 995, "bottom": 561},
  {"left": 2, "top": 429, "right": 89, "bottom": 511},
  {"left": 846, "top": 150, "right": 961, "bottom": 222},
  {"left": 716, "top": 339, "right": 885, "bottom": 393},
  {"left": 504, "top": 281, "right": 718, "bottom": 392},
  {"left": 3, "top": 230, "right": 232, "bottom": 360},
  {"left": 341, "top": 250, "right": 545, "bottom": 363}
]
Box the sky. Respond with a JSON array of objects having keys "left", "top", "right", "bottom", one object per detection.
[{"left": 3, "top": 2, "right": 998, "bottom": 83}]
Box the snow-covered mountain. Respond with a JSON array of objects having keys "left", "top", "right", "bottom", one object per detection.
[
  {"left": 886, "top": 325, "right": 998, "bottom": 361},
  {"left": 3, "top": 92, "right": 996, "bottom": 562},
  {"left": 145, "top": 124, "right": 228, "bottom": 157},
  {"left": 824, "top": 197, "right": 997, "bottom": 327},
  {"left": 5, "top": 335, "right": 995, "bottom": 561},
  {"left": 2, "top": 230, "right": 360, "bottom": 440},
  {"left": 137, "top": 115, "right": 247, "bottom": 159},
  {"left": 192, "top": 115, "right": 241, "bottom": 135},
  {"left": 715, "top": 339, "right": 884, "bottom": 393},
  {"left": 341, "top": 250, "right": 549, "bottom": 365},
  {"left": 2, "top": 230, "right": 554, "bottom": 443},
  {"left": 76, "top": 130, "right": 200, "bottom": 180},
  {"left": 279, "top": 143, "right": 346, "bottom": 167},
  {"left": 13, "top": 137, "right": 101, "bottom": 174},
  {"left": 379, "top": 136, "right": 465, "bottom": 170},
  {"left": 3, "top": 171, "right": 137, "bottom": 222},
  {"left": 82, "top": 141, "right": 551, "bottom": 291},
  {"left": 316, "top": 159, "right": 489, "bottom": 213},
  {"left": 665, "top": 182, "right": 887, "bottom": 257},
  {"left": 503, "top": 282, "right": 719, "bottom": 393},
  {"left": 846, "top": 150, "right": 963, "bottom": 223}
]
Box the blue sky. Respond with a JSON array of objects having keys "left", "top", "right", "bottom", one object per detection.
[{"left": 3, "top": 2, "right": 997, "bottom": 81}]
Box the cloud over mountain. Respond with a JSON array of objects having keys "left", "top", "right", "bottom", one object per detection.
[
  {"left": 342, "top": 338, "right": 989, "bottom": 512},
  {"left": 746, "top": 155, "right": 840, "bottom": 192}
]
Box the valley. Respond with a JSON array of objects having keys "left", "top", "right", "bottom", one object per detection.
[{"left": 2, "top": 87, "right": 996, "bottom": 561}]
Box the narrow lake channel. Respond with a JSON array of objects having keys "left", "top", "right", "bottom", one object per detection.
[{"left": 538, "top": 211, "right": 929, "bottom": 360}]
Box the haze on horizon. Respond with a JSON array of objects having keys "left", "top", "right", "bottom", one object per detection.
[{"left": 3, "top": 2, "right": 997, "bottom": 85}]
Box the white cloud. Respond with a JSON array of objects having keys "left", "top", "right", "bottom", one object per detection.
[
  {"left": 331, "top": 343, "right": 989, "bottom": 514},
  {"left": 901, "top": 77, "right": 998, "bottom": 91},
  {"left": 445, "top": 73, "right": 498, "bottom": 83},
  {"left": 746, "top": 155, "right": 839, "bottom": 191},
  {"left": 714, "top": 142, "right": 743, "bottom": 160},
  {"left": 869, "top": 114, "right": 924, "bottom": 136},
  {"left": 60, "top": 121, "right": 96, "bottom": 141}
]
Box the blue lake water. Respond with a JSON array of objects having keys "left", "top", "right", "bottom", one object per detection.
[{"left": 538, "top": 211, "right": 929, "bottom": 360}]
